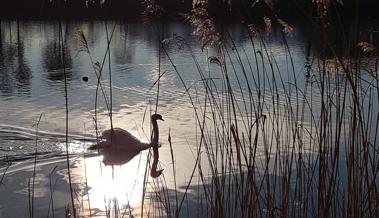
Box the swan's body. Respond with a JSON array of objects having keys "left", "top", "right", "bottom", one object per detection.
[
  {"left": 100, "top": 128, "right": 151, "bottom": 150},
  {"left": 88, "top": 114, "right": 163, "bottom": 151}
]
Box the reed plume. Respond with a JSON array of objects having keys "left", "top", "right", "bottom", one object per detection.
[{"left": 186, "top": 1, "right": 222, "bottom": 49}]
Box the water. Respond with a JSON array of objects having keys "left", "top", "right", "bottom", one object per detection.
[
  {"left": 0, "top": 20, "right": 312, "bottom": 153},
  {"left": 0, "top": 20, "right": 378, "bottom": 217}
]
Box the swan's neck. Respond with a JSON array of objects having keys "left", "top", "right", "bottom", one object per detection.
[{"left": 151, "top": 119, "right": 159, "bottom": 146}]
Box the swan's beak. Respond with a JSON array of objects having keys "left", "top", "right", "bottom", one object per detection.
[
  {"left": 159, "top": 117, "right": 164, "bottom": 121},
  {"left": 151, "top": 169, "right": 164, "bottom": 178}
]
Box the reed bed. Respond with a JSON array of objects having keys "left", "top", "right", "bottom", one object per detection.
[{"left": 135, "top": 3, "right": 379, "bottom": 218}]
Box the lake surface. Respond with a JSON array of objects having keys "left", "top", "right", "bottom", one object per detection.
[
  {"left": 0, "top": 20, "right": 378, "bottom": 217},
  {"left": 0, "top": 20, "right": 315, "bottom": 154}
]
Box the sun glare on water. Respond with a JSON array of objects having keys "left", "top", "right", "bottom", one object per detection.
[{"left": 83, "top": 152, "right": 148, "bottom": 217}]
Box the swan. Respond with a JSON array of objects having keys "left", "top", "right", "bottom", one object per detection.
[{"left": 88, "top": 114, "right": 164, "bottom": 151}]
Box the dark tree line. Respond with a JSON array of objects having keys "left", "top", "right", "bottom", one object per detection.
[
  {"left": 0, "top": 0, "right": 191, "bottom": 19},
  {"left": 0, "top": 0, "right": 377, "bottom": 19}
]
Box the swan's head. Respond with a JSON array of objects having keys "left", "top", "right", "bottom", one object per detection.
[{"left": 151, "top": 114, "right": 164, "bottom": 121}]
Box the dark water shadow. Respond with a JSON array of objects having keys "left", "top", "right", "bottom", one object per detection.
[
  {"left": 99, "top": 147, "right": 141, "bottom": 166},
  {"left": 14, "top": 25, "right": 32, "bottom": 95},
  {"left": 41, "top": 23, "right": 73, "bottom": 83}
]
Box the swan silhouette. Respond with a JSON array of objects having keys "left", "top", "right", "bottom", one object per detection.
[{"left": 88, "top": 114, "right": 164, "bottom": 151}]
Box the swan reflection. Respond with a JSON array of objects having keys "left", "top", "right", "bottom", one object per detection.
[{"left": 100, "top": 146, "right": 140, "bottom": 166}]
